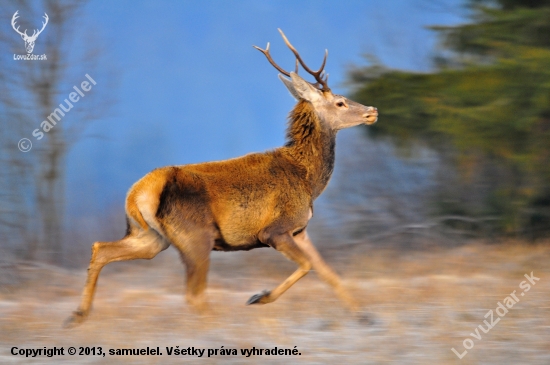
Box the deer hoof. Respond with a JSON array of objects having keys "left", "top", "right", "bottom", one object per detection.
[
  {"left": 246, "top": 290, "right": 271, "bottom": 305},
  {"left": 63, "top": 310, "right": 87, "bottom": 329}
]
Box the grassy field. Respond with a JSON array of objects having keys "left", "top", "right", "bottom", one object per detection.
[{"left": 1, "top": 241, "right": 549, "bottom": 364}]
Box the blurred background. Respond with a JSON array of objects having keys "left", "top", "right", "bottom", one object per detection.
[{"left": 0, "top": 0, "right": 549, "bottom": 364}]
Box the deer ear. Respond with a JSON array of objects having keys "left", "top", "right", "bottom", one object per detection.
[
  {"left": 288, "top": 72, "right": 322, "bottom": 102},
  {"left": 278, "top": 74, "right": 301, "bottom": 100}
]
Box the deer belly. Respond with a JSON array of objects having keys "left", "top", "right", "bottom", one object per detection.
[
  {"left": 212, "top": 237, "right": 268, "bottom": 251},
  {"left": 211, "top": 216, "right": 270, "bottom": 251}
]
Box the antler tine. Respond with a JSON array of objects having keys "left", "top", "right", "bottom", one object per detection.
[
  {"left": 11, "top": 10, "right": 19, "bottom": 26},
  {"left": 253, "top": 42, "right": 292, "bottom": 78},
  {"left": 35, "top": 13, "right": 49, "bottom": 37},
  {"left": 277, "top": 28, "right": 330, "bottom": 91},
  {"left": 11, "top": 10, "right": 27, "bottom": 37}
]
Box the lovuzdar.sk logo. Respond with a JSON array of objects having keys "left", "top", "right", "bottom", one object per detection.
[{"left": 11, "top": 10, "right": 48, "bottom": 61}]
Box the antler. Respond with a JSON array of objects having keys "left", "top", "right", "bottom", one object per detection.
[
  {"left": 11, "top": 11, "right": 48, "bottom": 39},
  {"left": 253, "top": 42, "right": 297, "bottom": 78},
  {"left": 253, "top": 28, "right": 330, "bottom": 92},
  {"left": 277, "top": 29, "right": 329, "bottom": 91},
  {"left": 11, "top": 11, "right": 27, "bottom": 37},
  {"left": 32, "top": 13, "right": 49, "bottom": 39}
]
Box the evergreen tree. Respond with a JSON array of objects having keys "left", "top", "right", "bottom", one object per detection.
[{"left": 350, "top": 0, "right": 550, "bottom": 238}]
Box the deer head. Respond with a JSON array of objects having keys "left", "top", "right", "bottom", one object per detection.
[
  {"left": 11, "top": 11, "right": 49, "bottom": 54},
  {"left": 254, "top": 29, "right": 378, "bottom": 130}
]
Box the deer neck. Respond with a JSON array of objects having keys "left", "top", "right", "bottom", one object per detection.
[{"left": 284, "top": 100, "right": 336, "bottom": 199}]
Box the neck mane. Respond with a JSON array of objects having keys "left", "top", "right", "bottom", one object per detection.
[{"left": 284, "top": 100, "right": 336, "bottom": 199}]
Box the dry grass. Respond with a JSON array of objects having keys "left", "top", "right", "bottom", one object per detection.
[{"left": 1, "top": 242, "right": 549, "bottom": 364}]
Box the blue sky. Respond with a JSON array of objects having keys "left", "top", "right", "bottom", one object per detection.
[{"left": 56, "top": 0, "right": 466, "bottom": 225}]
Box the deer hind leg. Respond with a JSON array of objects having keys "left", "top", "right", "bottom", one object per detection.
[
  {"left": 64, "top": 228, "right": 169, "bottom": 328},
  {"left": 163, "top": 226, "right": 214, "bottom": 313},
  {"left": 293, "top": 229, "right": 359, "bottom": 312},
  {"left": 247, "top": 231, "right": 312, "bottom": 305}
]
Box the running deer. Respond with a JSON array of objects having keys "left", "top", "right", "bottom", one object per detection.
[{"left": 65, "top": 29, "right": 378, "bottom": 327}]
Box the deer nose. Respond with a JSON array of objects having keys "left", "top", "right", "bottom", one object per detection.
[{"left": 363, "top": 107, "right": 378, "bottom": 118}]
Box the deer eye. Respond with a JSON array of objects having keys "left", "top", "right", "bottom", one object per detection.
[{"left": 336, "top": 101, "right": 345, "bottom": 107}]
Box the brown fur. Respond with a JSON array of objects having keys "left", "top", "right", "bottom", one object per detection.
[{"left": 65, "top": 41, "right": 378, "bottom": 328}]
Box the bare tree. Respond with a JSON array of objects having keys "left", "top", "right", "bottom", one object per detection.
[{"left": 0, "top": 0, "right": 109, "bottom": 265}]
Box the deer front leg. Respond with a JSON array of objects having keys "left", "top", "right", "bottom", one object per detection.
[
  {"left": 293, "top": 229, "right": 360, "bottom": 312},
  {"left": 247, "top": 231, "right": 311, "bottom": 305}
]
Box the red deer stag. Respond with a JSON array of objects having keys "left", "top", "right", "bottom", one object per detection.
[{"left": 65, "top": 29, "right": 378, "bottom": 327}]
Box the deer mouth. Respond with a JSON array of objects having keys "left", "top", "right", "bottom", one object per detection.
[
  {"left": 364, "top": 112, "right": 378, "bottom": 125},
  {"left": 362, "top": 107, "right": 378, "bottom": 125}
]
